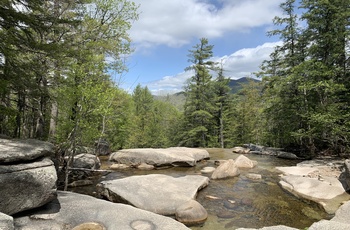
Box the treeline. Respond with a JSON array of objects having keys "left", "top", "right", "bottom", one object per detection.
[{"left": 1, "top": 0, "right": 349, "bottom": 157}]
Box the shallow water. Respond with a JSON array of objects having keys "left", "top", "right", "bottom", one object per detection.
[{"left": 69, "top": 148, "right": 331, "bottom": 229}]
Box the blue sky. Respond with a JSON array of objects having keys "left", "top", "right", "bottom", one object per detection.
[{"left": 118, "top": 0, "right": 285, "bottom": 95}]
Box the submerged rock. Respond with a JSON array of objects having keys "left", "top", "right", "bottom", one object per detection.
[
  {"left": 97, "top": 174, "right": 209, "bottom": 222},
  {"left": 109, "top": 147, "right": 209, "bottom": 167},
  {"left": 14, "top": 191, "right": 189, "bottom": 230}
]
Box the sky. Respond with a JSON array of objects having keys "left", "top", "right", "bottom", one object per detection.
[{"left": 116, "top": 0, "right": 285, "bottom": 95}]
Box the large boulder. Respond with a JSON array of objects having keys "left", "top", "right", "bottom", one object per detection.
[
  {"left": 97, "top": 174, "right": 209, "bottom": 219},
  {"left": 14, "top": 191, "right": 190, "bottom": 230},
  {"left": 109, "top": 147, "right": 209, "bottom": 167},
  {"left": 211, "top": 159, "right": 240, "bottom": 179},
  {"left": 72, "top": 153, "right": 100, "bottom": 169},
  {"left": 175, "top": 200, "right": 207, "bottom": 226},
  {"left": 0, "top": 158, "right": 57, "bottom": 215},
  {"left": 277, "top": 161, "right": 350, "bottom": 214},
  {"left": 0, "top": 138, "right": 57, "bottom": 216},
  {"left": 0, "top": 212, "right": 14, "bottom": 230},
  {"left": 234, "top": 155, "right": 257, "bottom": 169},
  {"left": 0, "top": 138, "right": 54, "bottom": 163},
  {"left": 279, "top": 175, "right": 349, "bottom": 214}
]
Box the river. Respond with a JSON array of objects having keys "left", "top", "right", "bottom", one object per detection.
[{"left": 69, "top": 148, "right": 331, "bottom": 229}]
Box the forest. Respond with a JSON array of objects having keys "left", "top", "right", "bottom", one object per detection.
[{"left": 0, "top": 0, "right": 349, "bottom": 158}]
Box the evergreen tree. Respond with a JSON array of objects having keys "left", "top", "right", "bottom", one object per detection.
[{"left": 182, "top": 38, "right": 216, "bottom": 147}]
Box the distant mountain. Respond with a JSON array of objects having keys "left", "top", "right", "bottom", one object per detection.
[
  {"left": 228, "top": 77, "right": 260, "bottom": 94},
  {"left": 154, "top": 77, "right": 260, "bottom": 110}
]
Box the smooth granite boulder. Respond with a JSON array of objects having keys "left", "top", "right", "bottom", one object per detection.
[
  {"left": 14, "top": 191, "right": 190, "bottom": 230},
  {"left": 0, "top": 157, "right": 57, "bottom": 215},
  {"left": 97, "top": 174, "right": 209, "bottom": 218},
  {"left": 109, "top": 147, "right": 209, "bottom": 167},
  {"left": 0, "top": 212, "right": 14, "bottom": 230},
  {"left": 234, "top": 155, "right": 257, "bottom": 169},
  {"left": 0, "top": 138, "right": 54, "bottom": 163},
  {"left": 72, "top": 153, "right": 101, "bottom": 169},
  {"left": 175, "top": 199, "right": 207, "bottom": 226},
  {"left": 211, "top": 159, "right": 240, "bottom": 179}
]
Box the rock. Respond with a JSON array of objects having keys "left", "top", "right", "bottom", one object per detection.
[
  {"left": 72, "top": 222, "right": 106, "bottom": 230},
  {"left": 137, "top": 162, "right": 154, "bottom": 170},
  {"left": 175, "top": 200, "right": 207, "bottom": 226},
  {"left": 97, "top": 174, "right": 209, "bottom": 217},
  {"left": 246, "top": 173, "right": 262, "bottom": 180},
  {"left": 109, "top": 163, "right": 129, "bottom": 169},
  {"left": 277, "top": 151, "right": 299, "bottom": 160},
  {"left": 109, "top": 147, "right": 209, "bottom": 167},
  {"left": 276, "top": 166, "right": 318, "bottom": 176},
  {"left": 0, "top": 212, "right": 14, "bottom": 230},
  {"left": 200, "top": 166, "right": 216, "bottom": 174},
  {"left": 72, "top": 153, "right": 100, "bottom": 169},
  {"left": 68, "top": 180, "right": 94, "bottom": 187},
  {"left": 94, "top": 139, "right": 111, "bottom": 156},
  {"left": 339, "top": 159, "right": 350, "bottom": 192},
  {"left": 0, "top": 157, "right": 57, "bottom": 215},
  {"left": 211, "top": 159, "right": 240, "bottom": 179},
  {"left": 0, "top": 138, "right": 54, "bottom": 163},
  {"left": 236, "top": 226, "right": 298, "bottom": 230},
  {"left": 234, "top": 155, "right": 257, "bottom": 169},
  {"left": 13, "top": 191, "right": 190, "bottom": 230},
  {"left": 279, "top": 175, "right": 349, "bottom": 214},
  {"left": 331, "top": 199, "right": 350, "bottom": 224},
  {"left": 232, "top": 147, "right": 250, "bottom": 154},
  {"left": 308, "top": 220, "right": 350, "bottom": 230}
]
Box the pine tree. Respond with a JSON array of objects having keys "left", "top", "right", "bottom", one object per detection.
[{"left": 182, "top": 38, "right": 216, "bottom": 147}]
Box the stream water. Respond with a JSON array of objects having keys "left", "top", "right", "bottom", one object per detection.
[{"left": 69, "top": 148, "right": 331, "bottom": 229}]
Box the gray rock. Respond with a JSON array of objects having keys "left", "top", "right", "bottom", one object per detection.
[
  {"left": 97, "top": 174, "right": 209, "bottom": 216},
  {"left": 94, "top": 139, "right": 111, "bottom": 156},
  {"left": 339, "top": 159, "right": 350, "bottom": 192},
  {"left": 277, "top": 151, "right": 299, "bottom": 160},
  {"left": 0, "top": 212, "right": 14, "bottom": 230},
  {"left": 234, "top": 155, "right": 257, "bottom": 168},
  {"left": 109, "top": 147, "right": 209, "bottom": 167},
  {"left": 279, "top": 175, "right": 349, "bottom": 214},
  {"left": 200, "top": 166, "right": 216, "bottom": 174},
  {"left": 308, "top": 220, "right": 350, "bottom": 230},
  {"left": 236, "top": 226, "right": 298, "bottom": 230},
  {"left": 72, "top": 153, "right": 100, "bottom": 169},
  {"left": 175, "top": 199, "right": 207, "bottom": 226},
  {"left": 331, "top": 200, "right": 350, "bottom": 224},
  {"left": 14, "top": 191, "right": 190, "bottom": 230},
  {"left": 232, "top": 147, "right": 250, "bottom": 154},
  {"left": 211, "top": 159, "right": 240, "bottom": 179},
  {"left": 246, "top": 173, "right": 262, "bottom": 180},
  {"left": 0, "top": 157, "right": 57, "bottom": 215},
  {"left": 0, "top": 138, "right": 54, "bottom": 163}
]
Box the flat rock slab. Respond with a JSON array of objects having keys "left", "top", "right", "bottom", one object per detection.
[
  {"left": 14, "top": 191, "right": 189, "bottom": 230},
  {"left": 98, "top": 174, "right": 209, "bottom": 216},
  {"left": 109, "top": 147, "right": 209, "bottom": 167},
  {"left": 0, "top": 139, "right": 54, "bottom": 163},
  {"left": 276, "top": 166, "right": 318, "bottom": 176},
  {"left": 279, "top": 175, "right": 349, "bottom": 214}
]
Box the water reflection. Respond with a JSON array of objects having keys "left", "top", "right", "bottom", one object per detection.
[{"left": 69, "top": 148, "right": 330, "bottom": 229}]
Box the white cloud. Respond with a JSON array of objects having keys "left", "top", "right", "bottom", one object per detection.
[
  {"left": 131, "top": 0, "right": 283, "bottom": 49},
  {"left": 146, "top": 41, "right": 282, "bottom": 94}
]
